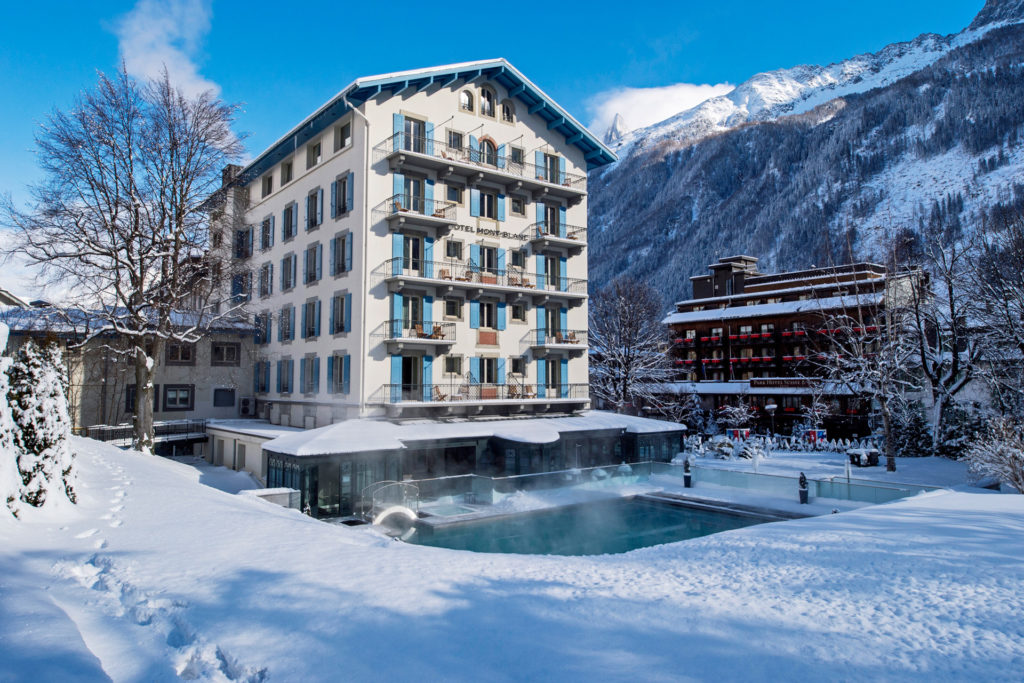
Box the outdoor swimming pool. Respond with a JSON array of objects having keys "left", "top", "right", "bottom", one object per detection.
[{"left": 408, "top": 496, "right": 772, "bottom": 555}]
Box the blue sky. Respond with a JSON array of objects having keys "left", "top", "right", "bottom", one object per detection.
[{"left": 0, "top": 0, "right": 983, "bottom": 297}]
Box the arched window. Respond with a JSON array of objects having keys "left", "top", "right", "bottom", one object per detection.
[
  {"left": 460, "top": 90, "right": 474, "bottom": 112},
  {"left": 501, "top": 100, "right": 515, "bottom": 123},
  {"left": 480, "top": 88, "right": 495, "bottom": 117},
  {"left": 480, "top": 139, "right": 497, "bottom": 166}
]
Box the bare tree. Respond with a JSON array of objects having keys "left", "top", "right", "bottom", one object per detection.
[
  {"left": 1, "top": 66, "right": 244, "bottom": 453},
  {"left": 966, "top": 418, "right": 1024, "bottom": 493},
  {"left": 589, "top": 276, "right": 672, "bottom": 412}
]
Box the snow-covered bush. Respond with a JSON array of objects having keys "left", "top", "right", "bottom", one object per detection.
[
  {"left": 707, "top": 435, "right": 734, "bottom": 459},
  {"left": 936, "top": 403, "right": 987, "bottom": 460},
  {"left": 0, "top": 323, "right": 20, "bottom": 516},
  {"left": 6, "top": 339, "right": 75, "bottom": 512},
  {"left": 966, "top": 418, "right": 1024, "bottom": 493},
  {"left": 889, "top": 402, "right": 933, "bottom": 457}
]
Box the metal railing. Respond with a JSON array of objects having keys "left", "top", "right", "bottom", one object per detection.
[
  {"left": 373, "top": 133, "right": 587, "bottom": 191},
  {"left": 371, "top": 382, "right": 589, "bottom": 405},
  {"left": 83, "top": 419, "right": 208, "bottom": 443},
  {"left": 527, "top": 329, "right": 588, "bottom": 346},
  {"left": 357, "top": 480, "right": 420, "bottom": 521},
  {"left": 524, "top": 221, "right": 587, "bottom": 243},
  {"left": 372, "top": 193, "right": 458, "bottom": 223},
  {"left": 378, "top": 319, "right": 456, "bottom": 342},
  {"left": 375, "top": 257, "right": 588, "bottom": 295}
]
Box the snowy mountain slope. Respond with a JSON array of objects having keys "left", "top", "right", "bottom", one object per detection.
[
  {"left": 589, "top": 0, "right": 1024, "bottom": 299},
  {"left": 2, "top": 438, "right": 1024, "bottom": 681}
]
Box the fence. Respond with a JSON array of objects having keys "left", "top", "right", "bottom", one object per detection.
[{"left": 82, "top": 419, "right": 207, "bottom": 444}]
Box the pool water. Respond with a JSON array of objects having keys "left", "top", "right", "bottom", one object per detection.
[{"left": 408, "top": 497, "right": 768, "bottom": 556}]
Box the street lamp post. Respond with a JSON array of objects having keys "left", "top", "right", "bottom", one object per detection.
[{"left": 765, "top": 403, "right": 778, "bottom": 436}]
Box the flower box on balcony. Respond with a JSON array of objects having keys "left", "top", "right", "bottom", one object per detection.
[
  {"left": 729, "top": 358, "right": 739, "bottom": 363},
  {"left": 782, "top": 331, "right": 793, "bottom": 337},
  {"left": 739, "top": 334, "right": 749, "bottom": 340},
  {"left": 783, "top": 407, "right": 797, "bottom": 413},
  {"left": 783, "top": 356, "right": 794, "bottom": 361},
  {"left": 795, "top": 330, "right": 807, "bottom": 336},
  {"left": 795, "top": 355, "right": 806, "bottom": 361},
  {"left": 865, "top": 325, "right": 878, "bottom": 332},
  {"left": 709, "top": 336, "right": 720, "bottom": 341},
  {"left": 673, "top": 338, "right": 684, "bottom": 344},
  {"left": 750, "top": 333, "right": 761, "bottom": 340},
  {"left": 684, "top": 360, "right": 695, "bottom": 365},
  {"left": 729, "top": 335, "right": 738, "bottom": 341},
  {"left": 740, "top": 357, "right": 750, "bottom": 363},
  {"left": 700, "top": 337, "right": 710, "bottom": 342},
  {"left": 674, "top": 360, "right": 685, "bottom": 366},
  {"left": 710, "top": 359, "right": 721, "bottom": 364}
]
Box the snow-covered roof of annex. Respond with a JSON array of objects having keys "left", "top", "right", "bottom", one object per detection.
[
  {"left": 662, "top": 293, "right": 883, "bottom": 325},
  {"left": 236, "top": 58, "right": 617, "bottom": 186},
  {"left": 0, "top": 306, "right": 253, "bottom": 335},
  {"left": 205, "top": 420, "right": 306, "bottom": 440},
  {"left": 673, "top": 278, "right": 887, "bottom": 309},
  {"left": 262, "top": 411, "right": 686, "bottom": 457},
  {"left": 657, "top": 381, "right": 855, "bottom": 396}
]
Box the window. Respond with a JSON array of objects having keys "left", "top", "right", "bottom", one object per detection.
[
  {"left": 306, "top": 190, "right": 321, "bottom": 230},
  {"left": 446, "top": 240, "right": 463, "bottom": 260},
  {"left": 480, "top": 301, "right": 497, "bottom": 329},
  {"left": 545, "top": 359, "right": 560, "bottom": 390},
  {"left": 544, "top": 153, "right": 560, "bottom": 183},
  {"left": 211, "top": 342, "right": 240, "bottom": 366},
  {"left": 444, "top": 298, "right": 462, "bottom": 319},
  {"left": 447, "top": 130, "right": 463, "bottom": 151},
  {"left": 511, "top": 356, "right": 525, "bottom": 375},
  {"left": 331, "top": 294, "right": 347, "bottom": 334},
  {"left": 303, "top": 300, "right": 319, "bottom": 338},
  {"left": 501, "top": 101, "right": 514, "bottom": 123},
  {"left": 332, "top": 233, "right": 349, "bottom": 274},
  {"left": 511, "top": 303, "right": 526, "bottom": 322},
  {"left": 480, "top": 357, "right": 497, "bottom": 383},
  {"left": 259, "top": 263, "right": 273, "bottom": 297},
  {"left": 165, "top": 343, "right": 195, "bottom": 366},
  {"left": 446, "top": 184, "right": 463, "bottom": 204},
  {"left": 480, "top": 88, "right": 495, "bottom": 117},
  {"left": 761, "top": 323, "right": 775, "bottom": 335},
  {"left": 261, "top": 175, "right": 273, "bottom": 198},
  {"left": 480, "top": 191, "right": 497, "bottom": 219},
  {"left": 281, "top": 161, "right": 293, "bottom": 185},
  {"left": 260, "top": 217, "right": 273, "bottom": 250},
  {"left": 163, "top": 385, "right": 194, "bottom": 411},
  {"left": 230, "top": 271, "right": 251, "bottom": 302},
  {"left": 255, "top": 312, "right": 271, "bottom": 344},
  {"left": 480, "top": 139, "right": 497, "bottom": 166},
  {"left": 333, "top": 121, "right": 352, "bottom": 152},
  {"left": 279, "top": 359, "right": 294, "bottom": 393},
  {"left": 479, "top": 246, "right": 498, "bottom": 273},
  {"left": 124, "top": 385, "right": 159, "bottom": 414},
  {"left": 445, "top": 356, "right": 462, "bottom": 375},
  {"left": 304, "top": 243, "right": 320, "bottom": 284},
  {"left": 511, "top": 250, "right": 525, "bottom": 269},
  {"left": 511, "top": 196, "right": 525, "bottom": 216},
  {"left": 334, "top": 175, "right": 350, "bottom": 215},
  {"left": 282, "top": 254, "right": 296, "bottom": 290},
  {"left": 234, "top": 227, "right": 252, "bottom": 259},
  {"left": 459, "top": 90, "right": 474, "bottom": 112},
  {"left": 509, "top": 146, "right": 524, "bottom": 165},
  {"left": 283, "top": 203, "right": 296, "bottom": 240},
  {"left": 213, "top": 388, "right": 236, "bottom": 407},
  {"left": 280, "top": 306, "right": 294, "bottom": 341},
  {"left": 306, "top": 140, "right": 322, "bottom": 169},
  {"left": 711, "top": 327, "right": 723, "bottom": 338},
  {"left": 301, "top": 356, "right": 317, "bottom": 394},
  {"left": 254, "top": 362, "right": 270, "bottom": 393},
  {"left": 739, "top": 325, "right": 753, "bottom": 335},
  {"left": 330, "top": 354, "right": 350, "bottom": 394},
  {"left": 212, "top": 230, "right": 222, "bottom": 249}
]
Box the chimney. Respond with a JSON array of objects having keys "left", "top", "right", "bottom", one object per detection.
[{"left": 221, "top": 164, "right": 243, "bottom": 188}]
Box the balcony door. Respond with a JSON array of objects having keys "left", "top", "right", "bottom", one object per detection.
[
  {"left": 545, "top": 358, "right": 560, "bottom": 394},
  {"left": 545, "top": 256, "right": 561, "bottom": 291},
  {"left": 404, "top": 117, "right": 426, "bottom": 154},
  {"left": 545, "top": 307, "right": 561, "bottom": 340},
  {"left": 401, "top": 355, "right": 422, "bottom": 401},
  {"left": 403, "top": 235, "right": 422, "bottom": 275},
  {"left": 544, "top": 204, "right": 560, "bottom": 235},
  {"left": 404, "top": 176, "right": 424, "bottom": 214},
  {"left": 402, "top": 295, "right": 422, "bottom": 332},
  {"left": 544, "top": 154, "right": 559, "bottom": 183}
]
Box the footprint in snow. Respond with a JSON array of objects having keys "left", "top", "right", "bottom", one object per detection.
[
  {"left": 94, "top": 539, "right": 107, "bottom": 549},
  {"left": 109, "top": 519, "right": 123, "bottom": 528},
  {"left": 110, "top": 505, "right": 124, "bottom": 513},
  {"left": 75, "top": 528, "right": 99, "bottom": 539}
]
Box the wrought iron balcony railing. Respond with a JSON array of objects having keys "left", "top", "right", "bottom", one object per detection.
[
  {"left": 372, "top": 382, "right": 589, "bottom": 405},
  {"left": 523, "top": 221, "right": 587, "bottom": 243},
  {"left": 375, "top": 258, "right": 588, "bottom": 295},
  {"left": 372, "top": 193, "right": 458, "bottom": 223},
  {"left": 380, "top": 319, "right": 456, "bottom": 342},
  {"left": 373, "top": 133, "right": 587, "bottom": 192},
  {"left": 527, "top": 329, "right": 588, "bottom": 347}
]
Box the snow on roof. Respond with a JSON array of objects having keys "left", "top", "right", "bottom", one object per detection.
[
  {"left": 205, "top": 420, "right": 305, "bottom": 440},
  {"left": 0, "top": 306, "right": 253, "bottom": 335},
  {"left": 662, "top": 293, "right": 883, "bottom": 325},
  {"left": 658, "top": 381, "right": 854, "bottom": 396},
  {"left": 262, "top": 411, "right": 685, "bottom": 457}
]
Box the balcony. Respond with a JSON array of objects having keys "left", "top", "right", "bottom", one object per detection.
[
  {"left": 373, "top": 133, "right": 587, "bottom": 201},
  {"left": 375, "top": 258, "right": 588, "bottom": 305},
  {"left": 523, "top": 221, "right": 586, "bottom": 254},
  {"left": 376, "top": 320, "right": 455, "bottom": 354},
  {"left": 526, "top": 328, "right": 588, "bottom": 355},
  {"left": 373, "top": 194, "right": 459, "bottom": 233},
  {"left": 371, "top": 382, "right": 589, "bottom": 411}
]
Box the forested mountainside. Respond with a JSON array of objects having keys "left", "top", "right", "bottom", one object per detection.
[{"left": 588, "top": 0, "right": 1024, "bottom": 301}]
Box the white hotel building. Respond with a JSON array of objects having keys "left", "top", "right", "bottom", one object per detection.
[{"left": 220, "top": 59, "right": 615, "bottom": 426}]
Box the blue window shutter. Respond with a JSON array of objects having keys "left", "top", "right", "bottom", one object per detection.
[
  {"left": 559, "top": 205, "right": 567, "bottom": 237},
  {"left": 313, "top": 356, "right": 321, "bottom": 394},
  {"left": 536, "top": 201, "right": 544, "bottom": 226},
  {"left": 560, "top": 307, "right": 568, "bottom": 333},
  {"left": 303, "top": 249, "right": 309, "bottom": 285},
  {"left": 536, "top": 255, "right": 546, "bottom": 290},
  {"left": 329, "top": 295, "right": 336, "bottom": 334},
  {"left": 344, "top": 293, "right": 352, "bottom": 332},
  {"left": 470, "top": 243, "right": 480, "bottom": 270},
  {"left": 277, "top": 309, "right": 283, "bottom": 342},
  {"left": 497, "top": 194, "right": 506, "bottom": 221},
  {"left": 346, "top": 172, "right": 354, "bottom": 210},
  {"left": 560, "top": 256, "right": 568, "bottom": 291},
  {"left": 301, "top": 303, "right": 308, "bottom": 339},
  {"left": 470, "top": 188, "right": 480, "bottom": 217},
  {"left": 316, "top": 243, "right": 323, "bottom": 281},
  {"left": 330, "top": 181, "right": 337, "bottom": 219},
  {"left": 422, "top": 355, "right": 432, "bottom": 401},
  {"left": 470, "top": 300, "right": 480, "bottom": 329},
  {"left": 560, "top": 357, "right": 569, "bottom": 397},
  {"left": 558, "top": 156, "right": 566, "bottom": 184},
  {"left": 315, "top": 299, "right": 322, "bottom": 336},
  {"left": 391, "top": 293, "right": 402, "bottom": 337},
  {"left": 390, "top": 355, "right": 402, "bottom": 402},
  {"left": 343, "top": 355, "right": 351, "bottom": 394},
  {"left": 423, "top": 236, "right": 433, "bottom": 279},
  {"left": 269, "top": 215, "right": 276, "bottom": 246},
  {"left": 253, "top": 363, "right": 259, "bottom": 394},
  {"left": 289, "top": 307, "right": 296, "bottom": 340},
  {"left": 423, "top": 295, "right": 433, "bottom": 326},
  {"left": 292, "top": 204, "right": 299, "bottom": 235},
  {"left": 393, "top": 172, "right": 404, "bottom": 204},
  {"left": 496, "top": 248, "right": 506, "bottom": 273},
  {"left": 327, "top": 355, "right": 335, "bottom": 394},
  {"left": 299, "top": 358, "right": 307, "bottom": 393},
  {"left": 469, "top": 135, "right": 479, "bottom": 162},
  {"left": 268, "top": 263, "right": 274, "bottom": 294},
  {"left": 344, "top": 233, "right": 353, "bottom": 272},
  {"left": 497, "top": 358, "right": 506, "bottom": 386},
  {"left": 537, "top": 306, "right": 546, "bottom": 335},
  {"left": 329, "top": 238, "right": 337, "bottom": 276},
  {"left": 392, "top": 233, "right": 403, "bottom": 275},
  {"left": 497, "top": 301, "right": 506, "bottom": 331},
  {"left": 276, "top": 361, "right": 282, "bottom": 393},
  {"left": 424, "top": 121, "right": 434, "bottom": 156},
  {"left": 470, "top": 357, "right": 480, "bottom": 384},
  {"left": 535, "top": 150, "right": 545, "bottom": 178},
  {"left": 282, "top": 208, "right": 288, "bottom": 240},
  {"left": 303, "top": 195, "right": 309, "bottom": 230},
  {"left": 425, "top": 177, "right": 434, "bottom": 205},
  {"left": 497, "top": 144, "right": 506, "bottom": 170},
  {"left": 536, "top": 359, "right": 546, "bottom": 398},
  {"left": 392, "top": 113, "right": 404, "bottom": 151},
  {"left": 291, "top": 255, "right": 297, "bottom": 289},
  {"left": 317, "top": 188, "right": 324, "bottom": 226}
]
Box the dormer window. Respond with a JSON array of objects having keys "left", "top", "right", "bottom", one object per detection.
[
  {"left": 480, "top": 88, "right": 495, "bottom": 117},
  {"left": 460, "top": 90, "right": 474, "bottom": 112},
  {"left": 501, "top": 101, "right": 514, "bottom": 123},
  {"left": 480, "top": 139, "right": 497, "bottom": 167}
]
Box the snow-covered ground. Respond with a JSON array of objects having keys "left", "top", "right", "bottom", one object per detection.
[{"left": 2, "top": 437, "right": 1022, "bottom": 681}]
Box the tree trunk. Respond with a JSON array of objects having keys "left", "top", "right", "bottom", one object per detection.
[
  {"left": 880, "top": 400, "right": 896, "bottom": 472},
  {"left": 930, "top": 393, "right": 945, "bottom": 455},
  {"left": 133, "top": 341, "right": 157, "bottom": 454}
]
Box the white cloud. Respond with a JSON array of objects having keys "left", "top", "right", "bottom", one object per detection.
[
  {"left": 114, "top": 0, "right": 218, "bottom": 97},
  {"left": 587, "top": 82, "right": 735, "bottom": 136}
]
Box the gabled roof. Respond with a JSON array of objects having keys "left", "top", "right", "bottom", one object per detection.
[{"left": 238, "top": 59, "right": 616, "bottom": 185}]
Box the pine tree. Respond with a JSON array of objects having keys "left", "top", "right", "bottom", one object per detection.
[{"left": 6, "top": 340, "right": 75, "bottom": 508}]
